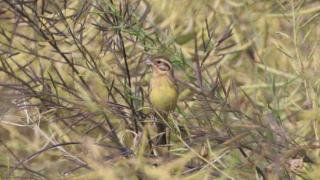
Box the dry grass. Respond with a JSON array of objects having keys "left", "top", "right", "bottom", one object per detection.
[{"left": 0, "top": 0, "right": 320, "bottom": 179}]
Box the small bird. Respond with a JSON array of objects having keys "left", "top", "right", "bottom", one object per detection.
[{"left": 147, "top": 57, "right": 178, "bottom": 145}]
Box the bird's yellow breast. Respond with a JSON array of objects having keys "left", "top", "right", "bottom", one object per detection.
[{"left": 149, "top": 75, "right": 177, "bottom": 112}]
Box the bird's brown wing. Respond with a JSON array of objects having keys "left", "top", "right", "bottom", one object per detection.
[{"left": 169, "top": 70, "right": 178, "bottom": 93}]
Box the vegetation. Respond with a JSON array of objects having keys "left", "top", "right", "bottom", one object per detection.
[{"left": 0, "top": 0, "right": 320, "bottom": 179}]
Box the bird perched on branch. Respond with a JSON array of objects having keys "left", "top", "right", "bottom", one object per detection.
[{"left": 147, "top": 57, "right": 178, "bottom": 145}]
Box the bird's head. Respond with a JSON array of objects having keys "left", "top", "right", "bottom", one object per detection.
[{"left": 146, "top": 57, "right": 173, "bottom": 76}]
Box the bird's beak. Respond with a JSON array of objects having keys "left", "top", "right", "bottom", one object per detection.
[{"left": 144, "top": 58, "right": 154, "bottom": 66}]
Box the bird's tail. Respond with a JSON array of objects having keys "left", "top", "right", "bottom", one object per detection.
[
  {"left": 155, "top": 112, "right": 168, "bottom": 146},
  {"left": 156, "top": 122, "right": 167, "bottom": 145}
]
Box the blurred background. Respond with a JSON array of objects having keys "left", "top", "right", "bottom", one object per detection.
[{"left": 0, "top": 0, "right": 320, "bottom": 179}]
